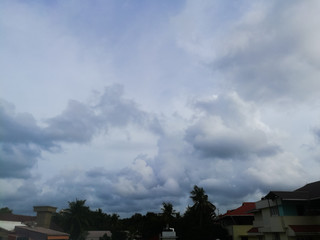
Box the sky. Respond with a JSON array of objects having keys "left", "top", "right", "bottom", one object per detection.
[{"left": 1, "top": 0, "right": 320, "bottom": 217}]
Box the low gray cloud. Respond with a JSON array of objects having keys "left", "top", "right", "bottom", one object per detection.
[
  {"left": 0, "top": 85, "right": 162, "bottom": 180},
  {"left": 185, "top": 93, "right": 281, "bottom": 160},
  {"left": 0, "top": 100, "right": 54, "bottom": 148},
  {"left": 45, "top": 100, "right": 100, "bottom": 143},
  {"left": 0, "top": 143, "right": 38, "bottom": 178}
]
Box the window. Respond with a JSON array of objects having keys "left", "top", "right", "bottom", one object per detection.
[
  {"left": 270, "top": 206, "right": 279, "bottom": 216},
  {"left": 296, "top": 205, "right": 305, "bottom": 216}
]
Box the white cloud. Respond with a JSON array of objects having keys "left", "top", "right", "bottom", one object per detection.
[
  {"left": 1, "top": 0, "right": 320, "bottom": 217},
  {"left": 173, "top": 0, "right": 320, "bottom": 102}
]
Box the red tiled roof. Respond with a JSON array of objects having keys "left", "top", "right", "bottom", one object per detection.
[
  {"left": 289, "top": 225, "right": 320, "bottom": 233},
  {"left": 0, "top": 213, "right": 36, "bottom": 222},
  {"left": 247, "top": 227, "right": 259, "bottom": 233},
  {"left": 221, "top": 202, "right": 256, "bottom": 216}
]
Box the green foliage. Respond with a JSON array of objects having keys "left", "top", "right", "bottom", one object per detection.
[
  {"left": 61, "top": 199, "right": 91, "bottom": 240},
  {"left": 161, "top": 202, "right": 176, "bottom": 225},
  {"left": 179, "top": 185, "right": 227, "bottom": 240},
  {"left": 51, "top": 185, "right": 228, "bottom": 240},
  {"left": 0, "top": 207, "right": 13, "bottom": 213},
  {"left": 112, "top": 231, "right": 127, "bottom": 240}
]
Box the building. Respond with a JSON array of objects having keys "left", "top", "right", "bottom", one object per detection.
[
  {"left": 11, "top": 226, "right": 69, "bottom": 240},
  {"left": 0, "top": 206, "right": 69, "bottom": 240},
  {"left": 249, "top": 181, "right": 320, "bottom": 240},
  {"left": 217, "top": 202, "right": 258, "bottom": 240}
]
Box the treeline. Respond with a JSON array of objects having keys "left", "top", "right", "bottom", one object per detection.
[{"left": 52, "top": 185, "right": 228, "bottom": 240}]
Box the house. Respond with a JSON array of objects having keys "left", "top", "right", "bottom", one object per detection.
[
  {"left": 11, "top": 226, "right": 69, "bottom": 240},
  {"left": 0, "top": 206, "right": 69, "bottom": 240},
  {"left": 216, "top": 202, "right": 258, "bottom": 240},
  {"left": 248, "top": 181, "right": 320, "bottom": 240},
  {"left": 0, "top": 220, "right": 27, "bottom": 240}
]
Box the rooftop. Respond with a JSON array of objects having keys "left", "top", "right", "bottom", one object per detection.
[
  {"left": 15, "top": 226, "right": 69, "bottom": 236},
  {"left": 0, "top": 221, "right": 26, "bottom": 232},
  {"left": 220, "top": 202, "right": 255, "bottom": 217},
  {"left": 0, "top": 213, "right": 36, "bottom": 223},
  {"left": 263, "top": 181, "right": 320, "bottom": 201}
]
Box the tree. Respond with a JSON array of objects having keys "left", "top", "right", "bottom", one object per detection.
[
  {"left": 62, "top": 199, "right": 91, "bottom": 240},
  {"left": 90, "top": 208, "right": 110, "bottom": 230},
  {"left": 0, "top": 207, "right": 13, "bottom": 213},
  {"left": 189, "top": 185, "right": 216, "bottom": 226},
  {"left": 181, "top": 186, "right": 222, "bottom": 240},
  {"left": 161, "top": 202, "right": 176, "bottom": 226}
]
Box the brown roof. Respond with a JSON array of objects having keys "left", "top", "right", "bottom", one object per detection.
[
  {"left": 295, "top": 181, "right": 320, "bottom": 199},
  {"left": 264, "top": 191, "right": 309, "bottom": 200},
  {"left": 263, "top": 180, "right": 320, "bottom": 201},
  {"left": 15, "top": 226, "right": 69, "bottom": 236},
  {"left": 247, "top": 227, "right": 259, "bottom": 233},
  {"left": 289, "top": 225, "right": 320, "bottom": 233},
  {"left": 0, "top": 213, "right": 36, "bottom": 222}
]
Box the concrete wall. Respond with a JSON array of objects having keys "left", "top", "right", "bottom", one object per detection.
[
  {"left": 33, "top": 206, "right": 57, "bottom": 228},
  {"left": 232, "top": 225, "right": 258, "bottom": 240}
]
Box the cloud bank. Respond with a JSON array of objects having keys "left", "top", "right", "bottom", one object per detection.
[{"left": 1, "top": 0, "right": 320, "bottom": 216}]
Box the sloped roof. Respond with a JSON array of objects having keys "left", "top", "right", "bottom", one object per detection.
[
  {"left": 0, "top": 213, "right": 36, "bottom": 222},
  {"left": 295, "top": 181, "right": 320, "bottom": 199},
  {"left": 263, "top": 180, "right": 320, "bottom": 201},
  {"left": 221, "top": 202, "right": 255, "bottom": 217},
  {"left": 0, "top": 221, "right": 26, "bottom": 231},
  {"left": 289, "top": 225, "right": 320, "bottom": 233},
  {"left": 263, "top": 191, "right": 309, "bottom": 200},
  {"left": 15, "top": 226, "right": 69, "bottom": 236},
  {"left": 247, "top": 227, "right": 259, "bottom": 233}
]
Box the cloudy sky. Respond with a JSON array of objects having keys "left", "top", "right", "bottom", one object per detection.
[{"left": 1, "top": 0, "right": 320, "bottom": 217}]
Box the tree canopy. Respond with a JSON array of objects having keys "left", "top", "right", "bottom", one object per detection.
[{"left": 52, "top": 186, "right": 227, "bottom": 240}]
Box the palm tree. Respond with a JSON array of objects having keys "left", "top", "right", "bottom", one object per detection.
[
  {"left": 189, "top": 185, "right": 216, "bottom": 227},
  {"left": 161, "top": 202, "right": 176, "bottom": 226},
  {"left": 62, "top": 199, "right": 91, "bottom": 240}
]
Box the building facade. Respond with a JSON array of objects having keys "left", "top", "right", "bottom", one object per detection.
[
  {"left": 217, "top": 202, "right": 258, "bottom": 240},
  {"left": 249, "top": 181, "right": 320, "bottom": 240}
]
